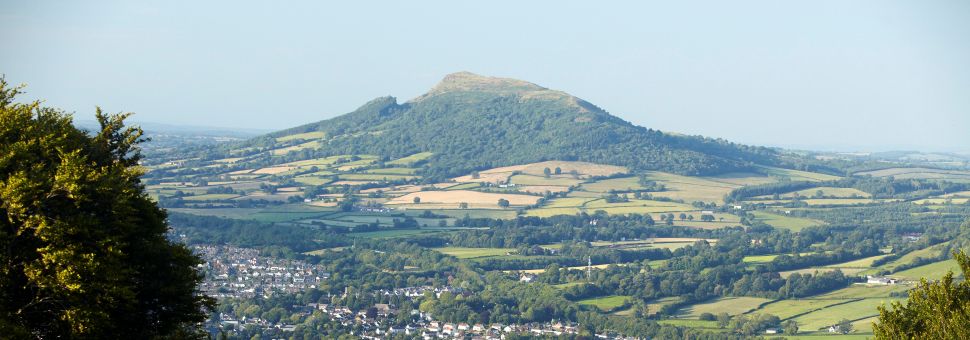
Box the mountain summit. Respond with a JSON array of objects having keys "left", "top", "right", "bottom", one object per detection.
[
  {"left": 263, "top": 72, "right": 783, "bottom": 179},
  {"left": 423, "top": 71, "right": 545, "bottom": 95}
]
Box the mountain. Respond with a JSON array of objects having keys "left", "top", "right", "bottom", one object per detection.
[{"left": 243, "top": 72, "right": 804, "bottom": 179}]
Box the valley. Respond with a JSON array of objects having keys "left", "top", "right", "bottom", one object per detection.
[{"left": 142, "top": 73, "right": 970, "bottom": 339}]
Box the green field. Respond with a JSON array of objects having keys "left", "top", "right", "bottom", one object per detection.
[
  {"left": 339, "top": 173, "right": 419, "bottom": 181},
  {"left": 758, "top": 166, "right": 841, "bottom": 182},
  {"left": 657, "top": 319, "right": 720, "bottom": 328},
  {"left": 877, "top": 242, "right": 950, "bottom": 272},
  {"left": 639, "top": 171, "right": 739, "bottom": 203},
  {"left": 891, "top": 259, "right": 961, "bottom": 280},
  {"left": 743, "top": 254, "right": 780, "bottom": 264},
  {"left": 792, "top": 298, "right": 901, "bottom": 331},
  {"left": 824, "top": 254, "right": 890, "bottom": 270},
  {"left": 754, "top": 187, "right": 871, "bottom": 199},
  {"left": 349, "top": 228, "right": 457, "bottom": 239},
  {"left": 576, "top": 295, "right": 631, "bottom": 312},
  {"left": 675, "top": 296, "right": 773, "bottom": 318},
  {"left": 180, "top": 193, "right": 240, "bottom": 201},
  {"left": 363, "top": 167, "right": 418, "bottom": 175},
  {"left": 751, "top": 211, "right": 823, "bottom": 231},
  {"left": 434, "top": 247, "right": 514, "bottom": 259},
  {"left": 387, "top": 152, "right": 433, "bottom": 166},
  {"left": 580, "top": 177, "right": 644, "bottom": 192},
  {"left": 753, "top": 299, "right": 851, "bottom": 320},
  {"left": 813, "top": 284, "right": 910, "bottom": 300}
]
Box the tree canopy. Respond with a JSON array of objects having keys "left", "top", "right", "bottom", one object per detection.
[
  {"left": 873, "top": 250, "right": 970, "bottom": 339},
  {"left": 0, "top": 80, "right": 213, "bottom": 338}
]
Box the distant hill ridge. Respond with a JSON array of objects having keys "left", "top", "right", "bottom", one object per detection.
[{"left": 251, "top": 72, "right": 804, "bottom": 179}]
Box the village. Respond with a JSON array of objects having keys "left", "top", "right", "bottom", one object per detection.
[{"left": 194, "top": 245, "right": 331, "bottom": 299}]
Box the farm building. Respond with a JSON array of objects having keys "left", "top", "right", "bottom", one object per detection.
[{"left": 867, "top": 276, "right": 898, "bottom": 285}]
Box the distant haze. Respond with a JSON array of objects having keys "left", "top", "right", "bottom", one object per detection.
[{"left": 2, "top": 1, "right": 968, "bottom": 152}]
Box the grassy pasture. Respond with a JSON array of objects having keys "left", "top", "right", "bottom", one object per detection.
[
  {"left": 754, "top": 187, "right": 871, "bottom": 199},
  {"left": 542, "top": 197, "right": 597, "bottom": 208},
  {"left": 743, "top": 254, "right": 780, "bottom": 264},
  {"left": 428, "top": 209, "right": 519, "bottom": 219},
  {"left": 349, "top": 228, "right": 458, "bottom": 239},
  {"left": 452, "top": 161, "right": 626, "bottom": 184},
  {"left": 509, "top": 174, "right": 583, "bottom": 186},
  {"left": 168, "top": 207, "right": 268, "bottom": 220},
  {"left": 780, "top": 267, "right": 869, "bottom": 278},
  {"left": 339, "top": 173, "right": 419, "bottom": 181},
  {"left": 675, "top": 297, "right": 773, "bottom": 318},
  {"left": 275, "top": 131, "right": 326, "bottom": 142},
  {"left": 877, "top": 242, "right": 950, "bottom": 272},
  {"left": 180, "top": 193, "right": 240, "bottom": 201},
  {"left": 823, "top": 254, "right": 890, "bottom": 270},
  {"left": 434, "top": 247, "right": 514, "bottom": 259},
  {"left": 270, "top": 140, "right": 321, "bottom": 156},
  {"left": 639, "top": 171, "right": 739, "bottom": 203},
  {"left": 363, "top": 167, "right": 418, "bottom": 175},
  {"left": 442, "top": 182, "right": 482, "bottom": 191},
  {"left": 700, "top": 172, "right": 778, "bottom": 186},
  {"left": 580, "top": 177, "right": 644, "bottom": 192},
  {"left": 758, "top": 166, "right": 841, "bottom": 182},
  {"left": 855, "top": 167, "right": 970, "bottom": 182},
  {"left": 576, "top": 295, "right": 631, "bottom": 312},
  {"left": 814, "top": 284, "right": 910, "bottom": 300},
  {"left": 387, "top": 190, "right": 540, "bottom": 208},
  {"left": 656, "top": 320, "right": 720, "bottom": 329},
  {"left": 913, "top": 198, "right": 970, "bottom": 205},
  {"left": 751, "top": 211, "right": 823, "bottom": 231},
  {"left": 754, "top": 299, "right": 850, "bottom": 320},
  {"left": 891, "top": 259, "right": 961, "bottom": 280},
  {"left": 792, "top": 298, "right": 901, "bottom": 331},
  {"left": 386, "top": 152, "right": 433, "bottom": 166},
  {"left": 293, "top": 176, "right": 333, "bottom": 186}
]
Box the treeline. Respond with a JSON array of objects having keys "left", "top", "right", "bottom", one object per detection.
[
  {"left": 726, "top": 176, "right": 970, "bottom": 202},
  {"left": 167, "top": 213, "right": 344, "bottom": 253}
]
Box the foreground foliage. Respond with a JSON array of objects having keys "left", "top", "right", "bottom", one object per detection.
[
  {"left": 874, "top": 250, "right": 970, "bottom": 339},
  {"left": 0, "top": 80, "right": 213, "bottom": 338}
]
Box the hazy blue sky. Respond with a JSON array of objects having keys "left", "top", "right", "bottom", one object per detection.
[{"left": 2, "top": 1, "right": 968, "bottom": 152}]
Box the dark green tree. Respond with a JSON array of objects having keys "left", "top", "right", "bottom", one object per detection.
[
  {"left": 0, "top": 80, "right": 213, "bottom": 338},
  {"left": 498, "top": 198, "right": 510, "bottom": 208},
  {"left": 873, "top": 250, "right": 970, "bottom": 339}
]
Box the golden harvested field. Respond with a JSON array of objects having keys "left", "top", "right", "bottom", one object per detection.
[
  {"left": 515, "top": 185, "right": 571, "bottom": 193},
  {"left": 386, "top": 190, "right": 541, "bottom": 207},
  {"left": 942, "top": 190, "right": 970, "bottom": 198},
  {"left": 758, "top": 166, "right": 842, "bottom": 181},
  {"left": 525, "top": 199, "right": 697, "bottom": 218},
  {"left": 543, "top": 197, "right": 597, "bottom": 208},
  {"left": 253, "top": 166, "right": 295, "bottom": 174},
  {"left": 639, "top": 171, "right": 739, "bottom": 203},
  {"left": 515, "top": 161, "right": 627, "bottom": 178},
  {"left": 700, "top": 172, "right": 778, "bottom": 186},
  {"left": 913, "top": 198, "right": 970, "bottom": 205},
  {"left": 856, "top": 167, "right": 970, "bottom": 181},
  {"left": 754, "top": 187, "right": 871, "bottom": 199},
  {"left": 453, "top": 161, "right": 627, "bottom": 184}
]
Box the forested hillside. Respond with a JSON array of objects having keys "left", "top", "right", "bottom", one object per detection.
[{"left": 231, "top": 72, "right": 805, "bottom": 180}]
